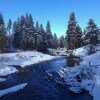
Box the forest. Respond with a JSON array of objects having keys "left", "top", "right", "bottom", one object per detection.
[{"left": 0, "top": 12, "right": 99, "bottom": 54}]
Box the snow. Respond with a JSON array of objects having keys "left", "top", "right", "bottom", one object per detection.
[
  {"left": 0, "top": 78, "right": 6, "bottom": 82},
  {"left": 74, "top": 50, "right": 100, "bottom": 100},
  {"left": 81, "top": 51, "right": 100, "bottom": 66},
  {"left": 73, "top": 46, "right": 88, "bottom": 57},
  {"left": 57, "top": 46, "right": 100, "bottom": 100},
  {"left": 0, "top": 83, "right": 28, "bottom": 97},
  {"left": 0, "top": 65, "right": 18, "bottom": 76},
  {"left": 78, "top": 48, "right": 100, "bottom": 100},
  {"left": 0, "top": 51, "right": 55, "bottom": 97},
  {"left": 0, "top": 51, "right": 55, "bottom": 77},
  {"left": 49, "top": 47, "right": 88, "bottom": 57},
  {"left": 48, "top": 48, "right": 68, "bottom": 56},
  {"left": 0, "top": 51, "right": 55, "bottom": 68},
  {"left": 91, "top": 74, "right": 100, "bottom": 100}
]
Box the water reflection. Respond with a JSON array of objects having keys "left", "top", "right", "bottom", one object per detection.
[{"left": 67, "top": 57, "right": 80, "bottom": 67}]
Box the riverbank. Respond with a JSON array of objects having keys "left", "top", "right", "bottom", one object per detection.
[
  {"left": 0, "top": 51, "right": 56, "bottom": 77},
  {"left": 0, "top": 57, "right": 92, "bottom": 100},
  {"left": 57, "top": 46, "right": 100, "bottom": 100}
]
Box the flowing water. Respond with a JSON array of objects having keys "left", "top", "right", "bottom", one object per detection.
[{"left": 0, "top": 57, "right": 93, "bottom": 100}]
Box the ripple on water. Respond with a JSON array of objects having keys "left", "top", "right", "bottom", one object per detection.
[{"left": 0, "top": 57, "right": 93, "bottom": 100}]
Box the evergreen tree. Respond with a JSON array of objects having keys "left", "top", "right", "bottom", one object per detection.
[
  {"left": 36, "top": 24, "right": 47, "bottom": 52},
  {"left": 35, "top": 21, "right": 39, "bottom": 32},
  {"left": 7, "top": 18, "right": 13, "bottom": 49},
  {"left": 0, "top": 12, "right": 4, "bottom": 25},
  {"left": 99, "top": 28, "right": 100, "bottom": 43},
  {"left": 7, "top": 19, "right": 12, "bottom": 35},
  {"left": 46, "top": 21, "right": 53, "bottom": 48},
  {"left": 85, "top": 19, "right": 99, "bottom": 54},
  {"left": 20, "top": 38, "right": 27, "bottom": 50},
  {"left": 75, "top": 24, "right": 82, "bottom": 48},
  {"left": 82, "top": 29, "right": 87, "bottom": 46},
  {"left": 66, "top": 12, "right": 77, "bottom": 50},
  {"left": 20, "top": 13, "right": 35, "bottom": 50},
  {"left": 29, "top": 14, "right": 34, "bottom": 28},
  {"left": 58, "top": 36, "right": 65, "bottom": 48},
  {"left": 33, "top": 21, "right": 39, "bottom": 50},
  {"left": 13, "top": 20, "right": 21, "bottom": 48},
  {"left": 20, "top": 15, "right": 25, "bottom": 39},
  {"left": 0, "top": 28, "right": 7, "bottom": 52},
  {"left": 53, "top": 33, "right": 58, "bottom": 49},
  {"left": 46, "top": 21, "right": 51, "bottom": 34},
  {"left": 0, "top": 12, "right": 7, "bottom": 52}
]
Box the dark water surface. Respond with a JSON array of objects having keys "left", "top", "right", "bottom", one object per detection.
[{"left": 0, "top": 57, "right": 93, "bottom": 100}]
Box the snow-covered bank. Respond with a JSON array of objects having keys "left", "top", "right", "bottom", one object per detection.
[
  {"left": 0, "top": 51, "right": 55, "bottom": 67},
  {"left": 0, "top": 83, "right": 28, "bottom": 97},
  {"left": 0, "top": 65, "right": 18, "bottom": 76},
  {"left": 58, "top": 46, "right": 100, "bottom": 100},
  {"left": 73, "top": 46, "right": 88, "bottom": 57},
  {"left": 0, "top": 51, "right": 56, "bottom": 77},
  {"left": 0, "top": 78, "right": 6, "bottom": 82},
  {"left": 48, "top": 48, "right": 68, "bottom": 56}
]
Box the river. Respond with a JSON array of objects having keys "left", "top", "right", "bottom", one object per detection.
[{"left": 0, "top": 57, "right": 93, "bottom": 100}]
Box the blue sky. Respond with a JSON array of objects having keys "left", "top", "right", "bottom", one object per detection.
[{"left": 0, "top": 0, "right": 100, "bottom": 37}]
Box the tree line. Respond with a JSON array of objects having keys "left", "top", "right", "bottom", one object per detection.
[
  {"left": 0, "top": 12, "right": 65, "bottom": 53},
  {"left": 66, "top": 12, "right": 100, "bottom": 54},
  {"left": 0, "top": 12, "right": 100, "bottom": 53}
]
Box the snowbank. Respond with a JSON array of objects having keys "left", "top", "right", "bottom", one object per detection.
[
  {"left": 0, "top": 65, "right": 18, "bottom": 76},
  {"left": 0, "top": 51, "right": 55, "bottom": 76},
  {"left": 81, "top": 51, "right": 100, "bottom": 66},
  {"left": 0, "top": 83, "right": 28, "bottom": 97},
  {"left": 48, "top": 48, "right": 68, "bottom": 56},
  {"left": 0, "top": 51, "right": 55, "bottom": 68},
  {"left": 73, "top": 46, "right": 88, "bottom": 57},
  {"left": 58, "top": 65, "right": 94, "bottom": 93},
  {"left": 58, "top": 46, "right": 100, "bottom": 100},
  {"left": 0, "top": 78, "right": 6, "bottom": 82}
]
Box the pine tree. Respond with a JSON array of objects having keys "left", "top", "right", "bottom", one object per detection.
[
  {"left": 13, "top": 20, "right": 21, "bottom": 48},
  {"left": 46, "top": 21, "right": 53, "bottom": 48},
  {"left": 85, "top": 19, "right": 99, "bottom": 54},
  {"left": 0, "top": 12, "right": 4, "bottom": 25},
  {"left": 35, "top": 21, "right": 39, "bottom": 32},
  {"left": 75, "top": 24, "right": 82, "bottom": 48},
  {"left": 20, "top": 13, "right": 35, "bottom": 50},
  {"left": 20, "top": 38, "right": 27, "bottom": 50},
  {"left": 0, "top": 12, "right": 7, "bottom": 52},
  {"left": 58, "top": 36, "right": 65, "bottom": 48},
  {"left": 29, "top": 14, "right": 34, "bottom": 27},
  {"left": 66, "top": 12, "right": 77, "bottom": 50},
  {"left": 36, "top": 24, "right": 47, "bottom": 52},
  {"left": 20, "top": 15, "right": 25, "bottom": 39},
  {"left": 99, "top": 28, "right": 100, "bottom": 43},
  {"left": 46, "top": 21, "right": 51, "bottom": 34},
  {"left": 53, "top": 33, "right": 58, "bottom": 49},
  {"left": 81, "top": 29, "right": 87, "bottom": 46},
  {"left": 7, "top": 18, "right": 13, "bottom": 49},
  {"left": 33, "top": 21, "right": 39, "bottom": 50},
  {"left": 7, "top": 19, "right": 12, "bottom": 35}
]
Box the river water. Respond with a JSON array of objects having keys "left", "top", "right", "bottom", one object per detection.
[{"left": 0, "top": 57, "right": 93, "bottom": 100}]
